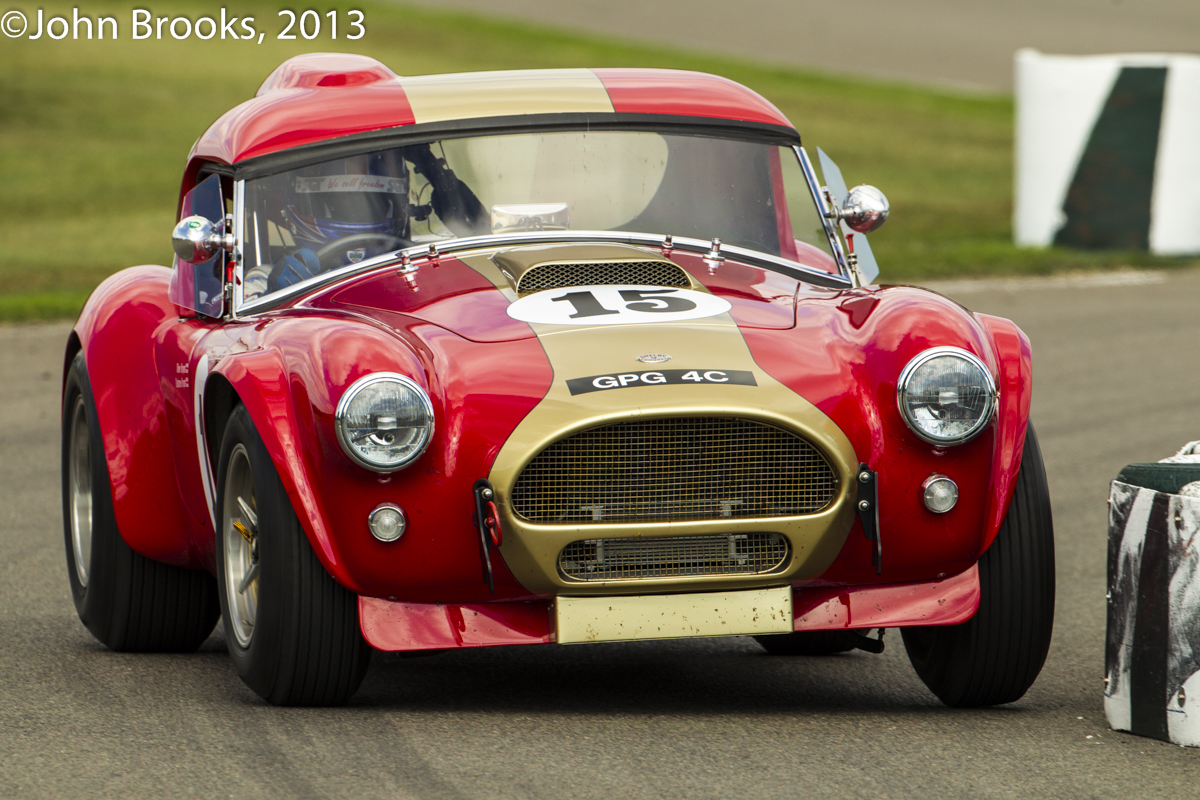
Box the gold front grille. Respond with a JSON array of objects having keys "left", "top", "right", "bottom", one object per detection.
[
  {"left": 517, "top": 261, "right": 690, "bottom": 294},
  {"left": 559, "top": 532, "right": 791, "bottom": 581},
  {"left": 511, "top": 417, "right": 836, "bottom": 523}
]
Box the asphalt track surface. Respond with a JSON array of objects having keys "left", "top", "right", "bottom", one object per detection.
[
  {"left": 397, "top": 0, "right": 1200, "bottom": 92},
  {"left": 5, "top": 269, "right": 1200, "bottom": 799}
]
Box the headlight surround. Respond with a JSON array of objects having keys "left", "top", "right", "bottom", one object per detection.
[
  {"left": 335, "top": 373, "right": 434, "bottom": 472},
  {"left": 896, "top": 347, "right": 997, "bottom": 446}
]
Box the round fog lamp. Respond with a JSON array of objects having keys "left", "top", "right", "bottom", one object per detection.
[
  {"left": 922, "top": 476, "right": 959, "bottom": 514},
  {"left": 368, "top": 503, "right": 407, "bottom": 542}
]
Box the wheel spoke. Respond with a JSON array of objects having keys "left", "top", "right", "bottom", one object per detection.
[
  {"left": 236, "top": 496, "right": 258, "bottom": 531},
  {"left": 237, "top": 561, "right": 259, "bottom": 594}
]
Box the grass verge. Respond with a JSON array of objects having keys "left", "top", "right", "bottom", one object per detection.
[{"left": 0, "top": 1, "right": 1192, "bottom": 321}]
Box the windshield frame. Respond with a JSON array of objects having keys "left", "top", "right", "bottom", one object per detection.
[{"left": 227, "top": 120, "right": 854, "bottom": 317}]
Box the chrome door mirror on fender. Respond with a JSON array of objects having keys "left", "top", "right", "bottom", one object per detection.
[
  {"left": 816, "top": 148, "right": 888, "bottom": 286},
  {"left": 840, "top": 185, "right": 890, "bottom": 234},
  {"left": 172, "top": 214, "right": 234, "bottom": 264},
  {"left": 168, "top": 174, "right": 230, "bottom": 318}
]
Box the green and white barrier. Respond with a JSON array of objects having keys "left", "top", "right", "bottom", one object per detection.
[{"left": 1015, "top": 49, "right": 1200, "bottom": 255}]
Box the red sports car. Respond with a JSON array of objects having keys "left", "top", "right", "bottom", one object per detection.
[{"left": 61, "top": 54, "right": 1053, "bottom": 706}]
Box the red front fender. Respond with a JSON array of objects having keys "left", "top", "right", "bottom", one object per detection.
[
  {"left": 213, "top": 340, "right": 362, "bottom": 590},
  {"left": 207, "top": 315, "right": 471, "bottom": 596},
  {"left": 741, "top": 285, "right": 1033, "bottom": 584},
  {"left": 70, "top": 266, "right": 200, "bottom": 567},
  {"left": 206, "top": 312, "right": 549, "bottom": 602}
]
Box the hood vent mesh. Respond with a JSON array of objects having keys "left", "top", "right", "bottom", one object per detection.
[{"left": 517, "top": 261, "right": 690, "bottom": 294}]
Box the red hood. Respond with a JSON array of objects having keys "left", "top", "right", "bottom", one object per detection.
[{"left": 313, "top": 249, "right": 815, "bottom": 342}]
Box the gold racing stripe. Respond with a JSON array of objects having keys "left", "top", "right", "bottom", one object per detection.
[
  {"left": 456, "top": 246, "right": 859, "bottom": 598},
  {"left": 401, "top": 69, "right": 614, "bottom": 125}
]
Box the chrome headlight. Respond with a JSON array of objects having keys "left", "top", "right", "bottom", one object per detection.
[
  {"left": 335, "top": 373, "right": 434, "bottom": 472},
  {"left": 896, "top": 347, "right": 997, "bottom": 445}
]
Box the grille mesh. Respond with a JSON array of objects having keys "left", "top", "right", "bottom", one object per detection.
[
  {"left": 512, "top": 417, "right": 836, "bottom": 523},
  {"left": 517, "top": 261, "right": 690, "bottom": 293},
  {"left": 559, "top": 532, "right": 790, "bottom": 581}
]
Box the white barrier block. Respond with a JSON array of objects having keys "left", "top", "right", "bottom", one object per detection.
[
  {"left": 1151, "top": 58, "right": 1200, "bottom": 255},
  {"left": 1014, "top": 50, "right": 1119, "bottom": 248},
  {"left": 1015, "top": 50, "right": 1200, "bottom": 256}
]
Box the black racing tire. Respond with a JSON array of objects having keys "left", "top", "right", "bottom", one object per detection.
[
  {"left": 215, "top": 404, "right": 370, "bottom": 706},
  {"left": 901, "top": 422, "right": 1056, "bottom": 707},
  {"left": 61, "top": 351, "right": 219, "bottom": 652},
  {"left": 755, "top": 630, "right": 861, "bottom": 656}
]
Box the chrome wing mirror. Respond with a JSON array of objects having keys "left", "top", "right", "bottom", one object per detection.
[
  {"left": 816, "top": 148, "right": 888, "bottom": 285},
  {"left": 172, "top": 214, "right": 235, "bottom": 263},
  {"left": 168, "top": 174, "right": 230, "bottom": 318},
  {"left": 840, "top": 185, "right": 889, "bottom": 234}
]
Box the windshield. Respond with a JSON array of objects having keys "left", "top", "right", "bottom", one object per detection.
[{"left": 241, "top": 131, "right": 834, "bottom": 302}]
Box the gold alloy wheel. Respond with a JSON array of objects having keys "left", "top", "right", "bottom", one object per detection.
[
  {"left": 67, "top": 395, "right": 92, "bottom": 588},
  {"left": 222, "top": 443, "right": 259, "bottom": 648}
]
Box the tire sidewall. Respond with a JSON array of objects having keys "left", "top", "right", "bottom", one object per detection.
[
  {"left": 215, "top": 405, "right": 294, "bottom": 701},
  {"left": 901, "top": 423, "right": 1055, "bottom": 706},
  {"left": 61, "top": 352, "right": 124, "bottom": 639}
]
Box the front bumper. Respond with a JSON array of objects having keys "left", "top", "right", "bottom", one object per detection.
[{"left": 358, "top": 567, "right": 980, "bottom": 651}]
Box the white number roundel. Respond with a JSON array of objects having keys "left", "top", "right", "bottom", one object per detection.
[{"left": 506, "top": 285, "right": 732, "bottom": 326}]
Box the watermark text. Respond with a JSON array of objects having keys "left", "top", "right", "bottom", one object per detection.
[{"left": 1, "top": 8, "right": 366, "bottom": 42}]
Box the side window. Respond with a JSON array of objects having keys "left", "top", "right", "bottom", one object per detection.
[
  {"left": 779, "top": 148, "right": 840, "bottom": 275},
  {"left": 779, "top": 149, "right": 827, "bottom": 248}
]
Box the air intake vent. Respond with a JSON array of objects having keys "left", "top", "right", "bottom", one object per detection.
[
  {"left": 517, "top": 261, "right": 690, "bottom": 294},
  {"left": 511, "top": 417, "right": 837, "bottom": 523},
  {"left": 559, "top": 532, "right": 791, "bottom": 581}
]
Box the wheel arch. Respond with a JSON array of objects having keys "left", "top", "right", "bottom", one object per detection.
[
  {"left": 63, "top": 331, "right": 82, "bottom": 396},
  {"left": 976, "top": 313, "right": 1033, "bottom": 555},
  {"left": 202, "top": 370, "right": 239, "bottom": 485},
  {"left": 207, "top": 347, "right": 359, "bottom": 592}
]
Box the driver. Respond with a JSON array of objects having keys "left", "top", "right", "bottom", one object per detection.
[
  {"left": 244, "top": 151, "right": 410, "bottom": 299},
  {"left": 243, "top": 144, "right": 489, "bottom": 301}
]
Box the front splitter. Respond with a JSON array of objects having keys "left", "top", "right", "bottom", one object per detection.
[{"left": 357, "top": 568, "right": 980, "bottom": 652}]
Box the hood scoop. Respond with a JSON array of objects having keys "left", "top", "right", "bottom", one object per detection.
[{"left": 492, "top": 243, "right": 693, "bottom": 295}]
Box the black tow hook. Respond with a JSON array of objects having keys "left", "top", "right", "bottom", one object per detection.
[
  {"left": 851, "top": 628, "right": 886, "bottom": 654},
  {"left": 855, "top": 463, "right": 882, "bottom": 574},
  {"left": 472, "top": 479, "right": 503, "bottom": 594}
]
